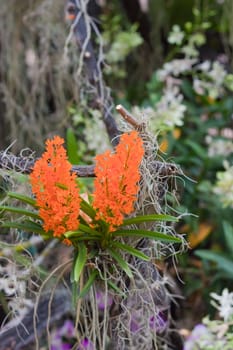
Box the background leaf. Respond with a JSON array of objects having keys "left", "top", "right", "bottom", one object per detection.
[
  {"left": 112, "top": 241, "right": 150, "bottom": 261},
  {"left": 108, "top": 247, "right": 133, "bottom": 278},
  {"left": 122, "top": 214, "right": 178, "bottom": 226},
  {"left": 73, "top": 242, "right": 87, "bottom": 283},
  {"left": 115, "top": 229, "right": 182, "bottom": 243},
  {"left": 223, "top": 221, "right": 233, "bottom": 256},
  {"left": 195, "top": 249, "right": 233, "bottom": 279},
  {"left": 66, "top": 128, "right": 80, "bottom": 164}
]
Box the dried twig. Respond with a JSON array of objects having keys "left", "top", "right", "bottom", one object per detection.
[{"left": 116, "top": 104, "right": 145, "bottom": 131}]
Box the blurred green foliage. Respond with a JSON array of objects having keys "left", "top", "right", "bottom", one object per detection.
[
  {"left": 64, "top": 2, "right": 233, "bottom": 308},
  {"left": 126, "top": 3, "right": 233, "bottom": 309},
  {"left": 95, "top": 0, "right": 233, "bottom": 312}
]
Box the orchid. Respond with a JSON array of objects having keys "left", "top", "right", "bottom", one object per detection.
[{"left": 0, "top": 133, "right": 181, "bottom": 300}]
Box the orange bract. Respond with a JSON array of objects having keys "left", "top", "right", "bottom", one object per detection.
[
  {"left": 93, "top": 131, "right": 144, "bottom": 231},
  {"left": 30, "top": 136, "right": 80, "bottom": 240}
]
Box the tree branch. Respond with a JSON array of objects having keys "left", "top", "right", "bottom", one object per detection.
[
  {"left": 0, "top": 151, "right": 181, "bottom": 177},
  {"left": 66, "top": 0, "right": 120, "bottom": 146},
  {"left": 0, "top": 151, "right": 95, "bottom": 177}
]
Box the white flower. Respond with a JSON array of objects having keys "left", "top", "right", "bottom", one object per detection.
[
  {"left": 193, "top": 64, "right": 227, "bottom": 99},
  {"left": 157, "top": 59, "right": 197, "bottom": 81},
  {"left": 189, "top": 33, "right": 206, "bottom": 47},
  {"left": 155, "top": 86, "right": 186, "bottom": 128},
  {"left": 133, "top": 85, "right": 186, "bottom": 132},
  {"left": 197, "top": 60, "right": 211, "bottom": 72},
  {"left": 181, "top": 44, "right": 199, "bottom": 58},
  {"left": 206, "top": 137, "right": 233, "bottom": 157},
  {"left": 194, "top": 61, "right": 227, "bottom": 98},
  {"left": 168, "top": 25, "right": 184, "bottom": 45},
  {"left": 193, "top": 78, "right": 205, "bottom": 95},
  {"left": 213, "top": 162, "right": 233, "bottom": 208},
  {"left": 84, "top": 110, "right": 110, "bottom": 153},
  {"left": 209, "top": 61, "right": 227, "bottom": 86},
  {"left": 210, "top": 289, "right": 233, "bottom": 322}
]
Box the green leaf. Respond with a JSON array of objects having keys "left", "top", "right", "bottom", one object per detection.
[
  {"left": 112, "top": 241, "right": 150, "bottom": 261},
  {"left": 71, "top": 280, "right": 78, "bottom": 307},
  {"left": 65, "top": 231, "right": 101, "bottom": 242},
  {"left": 79, "top": 223, "right": 101, "bottom": 236},
  {"left": 107, "top": 280, "right": 125, "bottom": 296},
  {"left": 7, "top": 192, "right": 36, "bottom": 206},
  {"left": 122, "top": 214, "right": 178, "bottom": 226},
  {"left": 195, "top": 250, "right": 233, "bottom": 278},
  {"left": 1, "top": 221, "right": 45, "bottom": 235},
  {"left": 65, "top": 230, "right": 91, "bottom": 239},
  {"left": 65, "top": 225, "right": 101, "bottom": 239},
  {"left": 66, "top": 128, "right": 80, "bottom": 164},
  {"left": 79, "top": 270, "right": 98, "bottom": 298},
  {"left": 184, "top": 140, "right": 206, "bottom": 159},
  {"left": 108, "top": 247, "right": 133, "bottom": 278},
  {"left": 223, "top": 221, "right": 233, "bottom": 256},
  {"left": 73, "top": 242, "right": 87, "bottom": 283},
  {"left": 114, "top": 229, "right": 182, "bottom": 243},
  {"left": 181, "top": 79, "right": 195, "bottom": 101},
  {"left": 80, "top": 199, "right": 96, "bottom": 220},
  {"left": 0, "top": 205, "right": 40, "bottom": 220}
]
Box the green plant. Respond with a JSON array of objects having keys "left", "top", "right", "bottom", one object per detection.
[
  {"left": 0, "top": 134, "right": 181, "bottom": 300},
  {"left": 184, "top": 289, "right": 233, "bottom": 350},
  {"left": 126, "top": 6, "right": 233, "bottom": 308}
]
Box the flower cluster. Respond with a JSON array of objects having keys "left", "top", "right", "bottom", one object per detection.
[
  {"left": 193, "top": 61, "right": 228, "bottom": 99},
  {"left": 168, "top": 25, "right": 185, "bottom": 45},
  {"left": 135, "top": 19, "right": 233, "bottom": 142},
  {"left": 205, "top": 137, "right": 233, "bottom": 158},
  {"left": 167, "top": 22, "right": 206, "bottom": 58},
  {"left": 133, "top": 84, "right": 186, "bottom": 132},
  {"left": 29, "top": 132, "right": 144, "bottom": 239},
  {"left": 30, "top": 136, "right": 80, "bottom": 241},
  {"left": 211, "top": 288, "right": 233, "bottom": 322},
  {"left": 153, "top": 85, "right": 186, "bottom": 129},
  {"left": 157, "top": 58, "right": 197, "bottom": 81},
  {"left": 184, "top": 289, "right": 233, "bottom": 350},
  {"left": 213, "top": 162, "right": 233, "bottom": 208},
  {"left": 93, "top": 131, "right": 144, "bottom": 230}
]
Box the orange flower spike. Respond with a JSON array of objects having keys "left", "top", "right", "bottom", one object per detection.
[
  {"left": 93, "top": 131, "right": 144, "bottom": 231},
  {"left": 30, "top": 136, "right": 80, "bottom": 240}
]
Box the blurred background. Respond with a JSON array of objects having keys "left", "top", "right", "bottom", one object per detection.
[{"left": 0, "top": 0, "right": 233, "bottom": 335}]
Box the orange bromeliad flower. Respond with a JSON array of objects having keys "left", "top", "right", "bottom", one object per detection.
[
  {"left": 93, "top": 131, "right": 144, "bottom": 231},
  {"left": 30, "top": 136, "right": 80, "bottom": 240}
]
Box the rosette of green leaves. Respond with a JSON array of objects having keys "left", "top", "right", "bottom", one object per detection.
[{"left": 0, "top": 192, "right": 181, "bottom": 299}]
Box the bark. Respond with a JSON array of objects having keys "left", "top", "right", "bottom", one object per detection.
[{"left": 66, "top": 0, "right": 120, "bottom": 146}]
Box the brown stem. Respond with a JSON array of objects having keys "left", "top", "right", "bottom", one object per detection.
[{"left": 116, "top": 104, "right": 144, "bottom": 130}]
